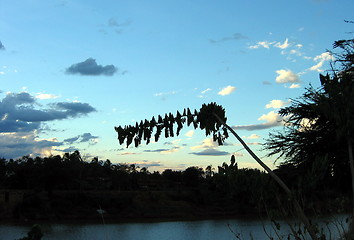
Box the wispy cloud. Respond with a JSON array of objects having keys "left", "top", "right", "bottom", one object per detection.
[
  {"left": 119, "top": 151, "right": 139, "bottom": 155},
  {"left": 99, "top": 17, "right": 132, "bottom": 35},
  {"left": 185, "top": 130, "right": 194, "bottom": 137},
  {"left": 218, "top": 85, "right": 236, "bottom": 96},
  {"left": 134, "top": 160, "right": 162, "bottom": 168},
  {"left": 249, "top": 38, "right": 291, "bottom": 50},
  {"left": 0, "top": 41, "right": 5, "bottom": 50},
  {"left": 198, "top": 88, "right": 212, "bottom": 98},
  {"left": 144, "top": 146, "right": 181, "bottom": 154},
  {"left": 154, "top": 91, "right": 177, "bottom": 97},
  {"left": 308, "top": 52, "right": 334, "bottom": 72},
  {"left": 190, "top": 148, "right": 229, "bottom": 156},
  {"left": 108, "top": 18, "right": 131, "bottom": 28},
  {"left": 243, "top": 134, "right": 260, "bottom": 139},
  {"left": 66, "top": 58, "right": 118, "bottom": 76},
  {"left": 249, "top": 41, "right": 275, "bottom": 49},
  {"left": 289, "top": 83, "right": 301, "bottom": 89},
  {"left": 263, "top": 81, "right": 272, "bottom": 85},
  {"left": 154, "top": 90, "right": 178, "bottom": 101},
  {"left": 64, "top": 133, "right": 99, "bottom": 145},
  {"left": 274, "top": 38, "right": 290, "bottom": 49},
  {"left": 209, "top": 33, "right": 248, "bottom": 44}
]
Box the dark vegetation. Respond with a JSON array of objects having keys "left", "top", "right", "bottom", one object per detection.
[{"left": 0, "top": 150, "right": 349, "bottom": 223}]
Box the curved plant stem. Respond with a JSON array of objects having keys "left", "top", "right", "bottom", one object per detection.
[{"left": 214, "top": 113, "right": 319, "bottom": 240}]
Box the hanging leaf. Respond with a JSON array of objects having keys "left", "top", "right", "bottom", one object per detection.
[
  {"left": 150, "top": 116, "right": 157, "bottom": 126},
  {"left": 134, "top": 136, "right": 140, "bottom": 147},
  {"left": 164, "top": 126, "right": 169, "bottom": 138},
  {"left": 155, "top": 126, "right": 162, "bottom": 142},
  {"left": 158, "top": 115, "right": 163, "bottom": 124},
  {"left": 217, "top": 132, "right": 223, "bottom": 145},
  {"left": 176, "top": 110, "right": 182, "bottom": 119},
  {"left": 126, "top": 134, "right": 133, "bottom": 147},
  {"left": 193, "top": 119, "right": 198, "bottom": 129},
  {"left": 169, "top": 122, "right": 174, "bottom": 137},
  {"left": 223, "top": 127, "right": 229, "bottom": 139}
]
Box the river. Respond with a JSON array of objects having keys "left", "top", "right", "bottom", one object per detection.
[{"left": 0, "top": 215, "right": 348, "bottom": 240}]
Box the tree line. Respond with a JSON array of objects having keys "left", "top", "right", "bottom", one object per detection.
[{"left": 0, "top": 150, "right": 348, "bottom": 214}]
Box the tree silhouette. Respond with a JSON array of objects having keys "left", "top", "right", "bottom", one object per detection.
[
  {"left": 265, "top": 37, "right": 354, "bottom": 239},
  {"left": 114, "top": 102, "right": 319, "bottom": 239}
]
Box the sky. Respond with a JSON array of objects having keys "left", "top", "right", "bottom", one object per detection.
[{"left": 1, "top": 0, "right": 353, "bottom": 172}]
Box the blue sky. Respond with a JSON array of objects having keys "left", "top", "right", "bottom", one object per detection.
[{"left": 1, "top": 0, "right": 353, "bottom": 171}]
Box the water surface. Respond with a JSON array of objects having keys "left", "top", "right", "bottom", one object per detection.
[{"left": 0, "top": 215, "right": 348, "bottom": 240}]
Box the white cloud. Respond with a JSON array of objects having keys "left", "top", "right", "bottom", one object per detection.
[
  {"left": 249, "top": 41, "right": 275, "bottom": 49},
  {"left": 201, "top": 88, "right": 212, "bottom": 94},
  {"left": 309, "top": 61, "right": 323, "bottom": 72},
  {"left": 243, "top": 134, "right": 260, "bottom": 139},
  {"left": 289, "top": 83, "right": 301, "bottom": 89},
  {"left": 199, "top": 88, "right": 212, "bottom": 98},
  {"left": 314, "top": 52, "right": 333, "bottom": 62},
  {"left": 275, "top": 38, "right": 290, "bottom": 49},
  {"left": 233, "top": 111, "right": 284, "bottom": 131},
  {"left": 190, "top": 138, "right": 218, "bottom": 150},
  {"left": 218, "top": 85, "right": 236, "bottom": 96},
  {"left": 36, "top": 93, "right": 59, "bottom": 100},
  {"left": 185, "top": 130, "right": 194, "bottom": 137},
  {"left": 275, "top": 69, "right": 300, "bottom": 83},
  {"left": 265, "top": 100, "right": 290, "bottom": 109},
  {"left": 258, "top": 111, "right": 281, "bottom": 123},
  {"left": 250, "top": 39, "right": 290, "bottom": 50},
  {"left": 309, "top": 52, "right": 334, "bottom": 72},
  {"left": 154, "top": 91, "right": 177, "bottom": 97}
]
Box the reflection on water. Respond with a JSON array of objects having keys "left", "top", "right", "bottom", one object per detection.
[{"left": 0, "top": 215, "right": 348, "bottom": 240}]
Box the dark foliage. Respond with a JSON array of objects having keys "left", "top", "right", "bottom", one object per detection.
[
  {"left": 265, "top": 39, "right": 354, "bottom": 195},
  {"left": 0, "top": 152, "right": 348, "bottom": 222},
  {"left": 114, "top": 102, "right": 228, "bottom": 147}
]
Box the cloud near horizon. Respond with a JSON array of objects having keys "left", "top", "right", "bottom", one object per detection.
[
  {"left": 134, "top": 160, "right": 162, "bottom": 168},
  {"left": 0, "top": 91, "right": 97, "bottom": 159},
  {"left": 64, "top": 133, "right": 99, "bottom": 145},
  {"left": 66, "top": 58, "right": 118, "bottom": 76},
  {"left": 190, "top": 148, "right": 229, "bottom": 156},
  {"left": 190, "top": 138, "right": 230, "bottom": 156}
]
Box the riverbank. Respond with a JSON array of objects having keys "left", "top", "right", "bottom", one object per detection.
[{"left": 0, "top": 189, "right": 349, "bottom": 224}]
